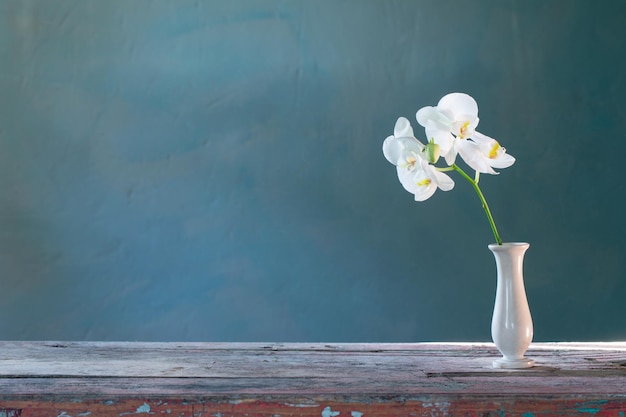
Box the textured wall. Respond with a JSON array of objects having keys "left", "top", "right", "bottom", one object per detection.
[{"left": 0, "top": 0, "right": 625, "bottom": 342}]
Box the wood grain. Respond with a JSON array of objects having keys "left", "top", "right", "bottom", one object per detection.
[{"left": 0, "top": 342, "right": 625, "bottom": 416}]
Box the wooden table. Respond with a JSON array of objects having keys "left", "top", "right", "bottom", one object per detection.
[{"left": 0, "top": 342, "right": 625, "bottom": 416}]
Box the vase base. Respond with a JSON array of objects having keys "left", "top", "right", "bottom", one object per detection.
[{"left": 492, "top": 357, "right": 534, "bottom": 369}]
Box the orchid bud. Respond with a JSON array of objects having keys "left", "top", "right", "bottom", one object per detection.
[{"left": 422, "top": 138, "right": 440, "bottom": 164}]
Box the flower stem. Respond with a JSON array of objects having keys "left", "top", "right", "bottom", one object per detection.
[{"left": 451, "top": 164, "right": 503, "bottom": 245}]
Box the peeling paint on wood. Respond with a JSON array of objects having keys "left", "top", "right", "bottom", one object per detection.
[
  {"left": 0, "top": 342, "right": 625, "bottom": 416},
  {"left": 2, "top": 399, "right": 626, "bottom": 417}
]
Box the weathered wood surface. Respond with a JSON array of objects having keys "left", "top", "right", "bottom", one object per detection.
[{"left": 0, "top": 342, "right": 625, "bottom": 416}]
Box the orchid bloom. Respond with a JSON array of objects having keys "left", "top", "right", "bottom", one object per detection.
[
  {"left": 382, "top": 117, "right": 423, "bottom": 165},
  {"left": 383, "top": 117, "right": 454, "bottom": 201},
  {"left": 415, "top": 93, "right": 515, "bottom": 175},
  {"left": 382, "top": 93, "right": 516, "bottom": 245},
  {"left": 459, "top": 132, "right": 516, "bottom": 175},
  {"left": 397, "top": 157, "right": 454, "bottom": 201}
]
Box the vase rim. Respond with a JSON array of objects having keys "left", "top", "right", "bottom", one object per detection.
[{"left": 488, "top": 242, "right": 530, "bottom": 250}]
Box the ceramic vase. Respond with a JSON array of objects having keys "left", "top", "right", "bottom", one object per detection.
[{"left": 489, "top": 242, "right": 534, "bottom": 369}]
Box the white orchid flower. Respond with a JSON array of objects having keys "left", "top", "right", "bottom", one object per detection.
[
  {"left": 397, "top": 156, "right": 454, "bottom": 201},
  {"left": 383, "top": 117, "right": 424, "bottom": 165},
  {"left": 436, "top": 92, "right": 480, "bottom": 139},
  {"left": 415, "top": 93, "right": 515, "bottom": 174},
  {"left": 458, "top": 132, "right": 516, "bottom": 175},
  {"left": 383, "top": 117, "right": 454, "bottom": 201},
  {"left": 416, "top": 93, "right": 479, "bottom": 165}
]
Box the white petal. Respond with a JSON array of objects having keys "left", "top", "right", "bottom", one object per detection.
[
  {"left": 394, "top": 117, "right": 414, "bottom": 138},
  {"left": 384, "top": 135, "right": 425, "bottom": 166},
  {"left": 383, "top": 135, "right": 403, "bottom": 165},
  {"left": 397, "top": 164, "right": 437, "bottom": 201},
  {"left": 416, "top": 106, "right": 450, "bottom": 128},
  {"left": 397, "top": 166, "right": 419, "bottom": 194},
  {"left": 473, "top": 134, "right": 516, "bottom": 170},
  {"left": 457, "top": 140, "right": 497, "bottom": 175},
  {"left": 414, "top": 184, "right": 437, "bottom": 201},
  {"left": 425, "top": 127, "right": 454, "bottom": 155},
  {"left": 398, "top": 136, "right": 425, "bottom": 154},
  {"left": 437, "top": 93, "right": 478, "bottom": 120},
  {"left": 444, "top": 145, "right": 458, "bottom": 165},
  {"left": 470, "top": 130, "right": 494, "bottom": 144},
  {"left": 490, "top": 153, "right": 516, "bottom": 169},
  {"left": 421, "top": 161, "right": 455, "bottom": 192},
  {"left": 432, "top": 170, "right": 455, "bottom": 191}
]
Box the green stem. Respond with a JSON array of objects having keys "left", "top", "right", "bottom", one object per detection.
[{"left": 450, "top": 164, "right": 503, "bottom": 245}]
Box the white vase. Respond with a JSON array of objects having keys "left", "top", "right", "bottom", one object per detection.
[{"left": 489, "top": 242, "right": 534, "bottom": 369}]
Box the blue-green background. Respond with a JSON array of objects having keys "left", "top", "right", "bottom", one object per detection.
[{"left": 0, "top": 0, "right": 624, "bottom": 342}]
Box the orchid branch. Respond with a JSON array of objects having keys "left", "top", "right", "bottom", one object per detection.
[{"left": 450, "top": 164, "right": 502, "bottom": 245}]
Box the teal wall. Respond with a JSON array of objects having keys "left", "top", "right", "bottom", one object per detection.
[{"left": 1, "top": 0, "right": 625, "bottom": 342}]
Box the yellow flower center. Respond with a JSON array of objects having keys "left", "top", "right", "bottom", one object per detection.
[
  {"left": 400, "top": 156, "right": 417, "bottom": 170},
  {"left": 417, "top": 178, "right": 431, "bottom": 187},
  {"left": 488, "top": 142, "right": 500, "bottom": 159},
  {"left": 459, "top": 121, "right": 471, "bottom": 139}
]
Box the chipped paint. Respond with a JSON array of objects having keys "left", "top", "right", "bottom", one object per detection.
[
  {"left": 135, "top": 403, "right": 151, "bottom": 413},
  {"left": 576, "top": 400, "right": 609, "bottom": 414},
  {"left": 283, "top": 403, "right": 320, "bottom": 408},
  {"left": 422, "top": 402, "right": 450, "bottom": 408},
  {"left": 119, "top": 403, "right": 151, "bottom": 416},
  {"left": 2, "top": 398, "right": 626, "bottom": 417},
  {"left": 322, "top": 406, "right": 340, "bottom": 417},
  {"left": 422, "top": 401, "right": 451, "bottom": 415}
]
